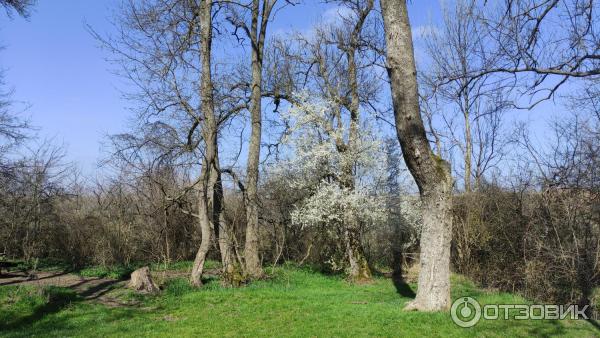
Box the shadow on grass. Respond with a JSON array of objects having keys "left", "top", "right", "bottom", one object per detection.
[
  {"left": 0, "top": 278, "right": 126, "bottom": 332},
  {"left": 0, "top": 271, "right": 71, "bottom": 286},
  {"left": 521, "top": 317, "right": 600, "bottom": 337},
  {"left": 391, "top": 271, "right": 416, "bottom": 299},
  {"left": 0, "top": 287, "right": 79, "bottom": 331},
  {"left": 388, "top": 255, "right": 416, "bottom": 299},
  {"left": 585, "top": 318, "right": 600, "bottom": 331},
  {"left": 79, "top": 279, "right": 123, "bottom": 300},
  {"left": 523, "top": 318, "right": 566, "bottom": 337}
]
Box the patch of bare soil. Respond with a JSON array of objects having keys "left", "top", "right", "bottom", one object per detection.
[
  {"left": 0, "top": 268, "right": 221, "bottom": 307},
  {"left": 0, "top": 271, "right": 133, "bottom": 307}
]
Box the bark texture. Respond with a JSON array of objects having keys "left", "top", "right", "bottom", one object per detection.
[
  {"left": 381, "top": 0, "right": 454, "bottom": 311},
  {"left": 129, "top": 267, "right": 160, "bottom": 293},
  {"left": 191, "top": 0, "right": 243, "bottom": 287},
  {"left": 463, "top": 94, "right": 472, "bottom": 192},
  {"left": 244, "top": 0, "right": 276, "bottom": 279},
  {"left": 213, "top": 156, "right": 244, "bottom": 286},
  {"left": 190, "top": 0, "right": 216, "bottom": 287},
  {"left": 343, "top": 217, "right": 372, "bottom": 282},
  {"left": 191, "top": 159, "right": 213, "bottom": 286},
  {"left": 218, "top": 213, "right": 245, "bottom": 287}
]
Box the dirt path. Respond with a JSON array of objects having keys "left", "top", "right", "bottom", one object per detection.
[
  {"left": 1, "top": 271, "right": 108, "bottom": 288},
  {"left": 0, "top": 268, "right": 220, "bottom": 307},
  {"left": 0, "top": 271, "right": 132, "bottom": 306}
]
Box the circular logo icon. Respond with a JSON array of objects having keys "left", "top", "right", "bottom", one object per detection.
[{"left": 451, "top": 297, "right": 481, "bottom": 328}]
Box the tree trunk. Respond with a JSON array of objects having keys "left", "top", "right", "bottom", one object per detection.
[
  {"left": 463, "top": 91, "right": 472, "bottom": 193},
  {"left": 191, "top": 157, "right": 213, "bottom": 287},
  {"left": 344, "top": 217, "right": 372, "bottom": 282},
  {"left": 244, "top": 0, "right": 274, "bottom": 279},
  {"left": 218, "top": 212, "right": 244, "bottom": 286},
  {"left": 338, "top": 29, "right": 373, "bottom": 282},
  {"left": 381, "top": 0, "right": 454, "bottom": 311},
  {"left": 190, "top": 0, "right": 216, "bottom": 287},
  {"left": 339, "top": 144, "right": 371, "bottom": 282},
  {"left": 243, "top": 60, "right": 263, "bottom": 278},
  {"left": 212, "top": 155, "right": 244, "bottom": 286}
]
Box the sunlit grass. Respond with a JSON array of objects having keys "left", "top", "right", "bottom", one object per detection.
[{"left": 0, "top": 264, "right": 597, "bottom": 337}]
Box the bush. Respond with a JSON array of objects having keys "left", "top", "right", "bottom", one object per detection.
[{"left": 451, "top": 183, "right": 600, "bottom": 315}]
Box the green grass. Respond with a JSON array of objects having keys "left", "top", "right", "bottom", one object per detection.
[
  {"left": 0, "top": 264, "right": 597, "bottom": 337},
  {"left": 150, "top": 260, "right": 220, "bottom": 272},
  {"left": 75, "top": 260, "right": 220, "bottom": 280},
  {"left": 76, "top": 265, "right": 134, "bottom": 280}
]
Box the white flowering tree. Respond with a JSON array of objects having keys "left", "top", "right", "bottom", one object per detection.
[{"left": 275, "top": 93, "right": 388, "bottom": 280}]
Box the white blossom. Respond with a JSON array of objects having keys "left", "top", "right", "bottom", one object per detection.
[
  {"left": 276, "top": 93, "right": 388, "bottom": 231},
  {"left": 291, "top": 181, "right": 387, "bottom": 230}
]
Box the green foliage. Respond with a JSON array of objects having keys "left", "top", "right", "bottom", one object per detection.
[
  {"left": 77, "top": 266, "right": 133, "bottom": 280},
  {"left": 162, "top": 278, "right": 195, "bottom": 296},
  {"left": 0, "top": 266, "right": 597, "bottom": 337},
  {"left": 150, "top": 260, "right": 220, "bottom": 272},
  {"left": 71, "top": 259, "right": 223, "bottom": 282},
  {"left": 150, "top": 261, "right": 192, "bottom": 272}
]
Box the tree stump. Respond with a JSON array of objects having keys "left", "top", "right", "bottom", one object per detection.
[{"left": 128, "top": 267, "right": 159, "bottom": 293}]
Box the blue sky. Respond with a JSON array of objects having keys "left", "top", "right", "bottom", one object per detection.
[
  {"left": 0, "top": 0, "right": 127, "bottom": 173},
  {"left": 1, "top": 0, "right": 554, "bottom": 177}
]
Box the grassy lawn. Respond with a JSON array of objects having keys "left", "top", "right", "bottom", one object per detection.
[{"left": 0, "top": 264, "right": 597, "bottom": 337}]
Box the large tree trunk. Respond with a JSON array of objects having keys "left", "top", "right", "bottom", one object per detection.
[
  {"left": 190, "top": 0, "right": 216, "bottom": 287},
  {"left": 244, "top": 0, "right": 274, "bottom": 279},
  {"left": 343, "top": 217, "right": 372, "bottom": 282},
  {"left": 212, "top": 154, "right": 244, "bottom": 286},
  {"left": 243, "top": 41, "right": 264, "bottom": 278},
  {"left": 381, "top": 0, "right": 454, "bottom": 311},
  {"left": 191, "top": 157, "right": 214, "bottom": 286},
  {"left": 218, "top": 211, "right": 244, "bottom": 286}
]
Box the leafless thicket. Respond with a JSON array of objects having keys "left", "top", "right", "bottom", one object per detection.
[{"left": 0, "top": 0, "right": 598, "bottom": 314}]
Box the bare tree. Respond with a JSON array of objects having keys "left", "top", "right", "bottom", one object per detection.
[
  {"left": 456, "top": 0, "right": 600, "bottom": 108},
  {"left": 92, "top": 0, "right": 245, "bottom": 286},
  {"left": 380, "top": 0, "right": 454, "bottom": 311},
  {"left": 0, "top": 75, "right": 29, "bottom": 163},
  {"left": 0, "top": 0, "right": 34, "bottom": 168},
  {"left": 422, "top": 0, "right": 509, "bottom": 192},
  {"left": 189, "top": 0, "right": 219, "bottom": 287},
  {"left": 0, "top": 0, "right": 35, "bottom": 18},
  {"left": 225, "top": 0, "right": 298, "bottom": 279},
  {"left": 433, "top": 1, "right": 600, "bottom": 185},
  {"left": 1, "top": 141, "right": 72, "bottom": 262}
]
